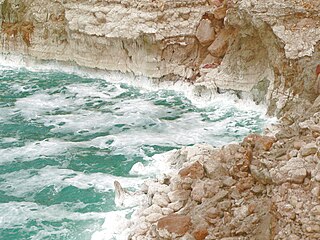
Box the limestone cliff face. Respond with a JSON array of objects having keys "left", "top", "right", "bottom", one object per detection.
[
  {"left": 0, "top": 0, "right": 214, "bottom": 79},
  {"left": 0, "top": 0, "right": 319, "bottom": 116},
  {"left": 218, "top": 0, "right": 320, "bottom": 117}
]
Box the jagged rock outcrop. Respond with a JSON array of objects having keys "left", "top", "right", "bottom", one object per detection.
[{"left": 1, "top": 0, "right": 319, "bottom": 115}]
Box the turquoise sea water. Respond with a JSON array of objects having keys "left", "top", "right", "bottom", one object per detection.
[{"left": 0, "top": 62, "right": 269, "bottom": 240}]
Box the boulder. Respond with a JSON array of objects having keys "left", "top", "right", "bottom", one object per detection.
[
  {"left": 142, "top": 204, "right": 162, "bottom": 216},
  {"left": 179, "top": 161, "right": 205, "bottom": 179},
  {"left": 201, "top": 53, "right": 221, "bottom": 67},
  {"left": 293, "top": 140, "right": 305, "bottom": 150},
  {"left": 157, "top": 214, "right": 191, "bottom": 238},
  {"left": 152, "top": 192, "right": 170, "bottom": 207},
  {"left": 300, "top": 143, "right": 318, "bottom": 157},
  {"left": 192, "top": 228, "right": 209, "bottom": 240},
  {"left": 206, "top": 207, "right": 221, "bottom": 219},
  {"left": 250, "top": 165, "right": 272, "bottom": 184},
  {"left": 208, "top": 28, "right": 235, "bottom": 58},
  {"left": 243, "top": 134, "right": 275, "bottom": 151},
  {"left": 222, "top": 176, "right": 236, "bottom": 187},
  {"left": 203, "top": 158, "right": 227, "bottom": 179},
  {"left": 168, "top": 190, "right": 191, "bottom": 202},
  {"left": 168, "top": 200, "right": 185, "bottom": 212},
  {"left": 271, "top": 158, "right": 307, "bottom": 184},
  {"left": 196, "top": 19, "right": 216, "bottom": 46},
  {"left": 191, "top": 180, "right": 206, "bottom": 202},
  {"left": 162, "top": 207, "right": 174, "bottom": 215},
  {"left": 208, "top": 0, "right": 224, "bottom": 7}
]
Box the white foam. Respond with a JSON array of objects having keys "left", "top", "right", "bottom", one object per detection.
[
  {"left": 15, "top": 92, "right": 73, "bottom": 120},
  {"left": 66, "top": 83, "right": 126, "bottom": 100},
  {"left": 0, "top": 166, "right": 145, "bottom": 198},
  {"left": 91, "top": 209, "right": 132, "bottom": 240},
  {"left": 0, "top": 107, "right": 15, "bottom": 123},
  {"left": 128, "top": 150, "right": 177, "bottom": 177},
  {"left": 0, "top": 201, "right": 107, "bottom": 228},
  {"left": 44, "top": 111, "right": 114, "bottom": 134},
  {"left": 0, "top": 139, "right": 77, "bottom": 165},
  {"left": 1, "top": 137, "right": 18, "bottom": 143},
  {"left": 0, "top": 54, "right": 271, "bottom": 113}
]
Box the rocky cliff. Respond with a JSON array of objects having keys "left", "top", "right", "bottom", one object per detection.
[
  {"left": 1, "top": 1, "right": 320, "bottom": 239},
  {"left": 1, "top": 0, "right": 319, "bottom": 116}
]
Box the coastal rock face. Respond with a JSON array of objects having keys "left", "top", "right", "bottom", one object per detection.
[
  {"left": 128, "top": 101, "right": 320, "bottom": 239},
  {"left": 0, "top": 0, "right": 319, "bottom": 115},
  {"left": 0, "top": 0, "right": 214, "bottom": 80},
  {"left": 1, "top": 1, "right": 320, "bottom": 239}
]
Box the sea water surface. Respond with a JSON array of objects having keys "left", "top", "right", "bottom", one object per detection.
[{"left": 0, "top": 57, "right": 271, "bottom": 240}]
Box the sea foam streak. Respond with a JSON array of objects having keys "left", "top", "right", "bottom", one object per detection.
[{"left": 0, "top": 54, "right": 271, "bottom": 113}]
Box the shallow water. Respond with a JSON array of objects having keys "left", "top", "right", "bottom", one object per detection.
[{"left": 0, "top": 59, "right": 270, "bottom": 239}]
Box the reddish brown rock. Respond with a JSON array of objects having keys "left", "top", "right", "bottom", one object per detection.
[
  {"left": 243, "top": 134, "right": 276, "bottom": 151},
  {"left": 179, "top": 161, "right": 205, "bottom": 179},
  {"left": 192, "top": 228, "right": 209, "bottom": 240},
  {"left": 255, "top": 136, "right": 275, "bottom": 151},
  {"left": 201, "top": 53, "right": 221, "bottom": 66},
  {"left": 208, "top": 0, "right": 224, "bottom": 7},
  {"left": 157, "top": 214, "right": 191, "bottom": 237},
  {"left": 316, "top": 64, "right": 320, "bottom": 76},
  {"left": 213, "top": 5, "right": 227, "bottom": 20},
  {"left": 208, "top": 28, "right": 235, "bottom": 58}
]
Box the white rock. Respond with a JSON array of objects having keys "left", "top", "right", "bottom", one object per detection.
[
  {"left": 168, "top": 201, "right": 185, "bottom": 211},
  {"left": 168, "top": 190, "right": 191, "bottom": 202},
  {"left": 142, "top": 204, "right": 162, "bottom": 216},
  {"left": 152, "top": 193, "right": 170, "bottom": 207},
  {"left": 162, "top": 207, "right": 174, "bottom": 215},
  {"left": 146, "top": 213, "right": 163, "bottom": 223},
  {"left": 148, "top": 182, "right": 170, "bottom": 195}
]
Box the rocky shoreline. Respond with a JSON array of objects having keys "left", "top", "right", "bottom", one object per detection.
[
  {"left": 125, "top": 95, "right": 320, "bottom": 240},
  {"left": 1, "top": 0, "right": 320, "bottom": 239}
]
